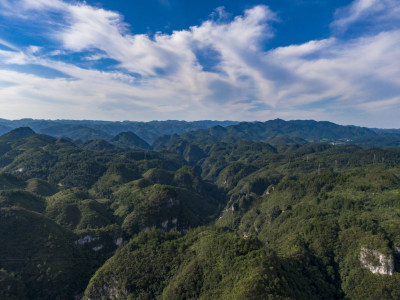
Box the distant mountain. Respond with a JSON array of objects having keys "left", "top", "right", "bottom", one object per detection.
[
  {"left": 0, "top": 124, "right": 12, "bottom": 136},
  {"left": 39, "top": 124, "right": 112, "bottom": 141},
  {"left": 153, "top": 119, "right": 400, "bottom": 149},
  {"left": 80, "top": 139, "right": 118, "bottom": 151},
  {"left": 268, "top": 119, "right": 375, "bottom": 139},
  {"left": 111, "top": 131, "right": 152, "bottom": 150},
  {"left": 266, "top": 135, "right": 308, "bottom": 146},
  {"left": 167, "top": 141, "right": 207, "bottom": 165},
  {"left": 0, "top": 127, "right": 36, "bottom": 140},
  {"left": 0, "top": 119, "right": 398, "bottom": 147},
  {"left": 0, "top": 119, "right": 238, "bottom": 143},
  {"left": 372, "top": 128, "right": 400, "bottom": 134}
]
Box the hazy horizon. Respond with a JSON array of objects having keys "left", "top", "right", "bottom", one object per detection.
[{"left": 1, "top": 117, "right": 399, "bottom": 130}]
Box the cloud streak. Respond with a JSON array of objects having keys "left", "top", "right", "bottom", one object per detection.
[
  {"left": 332, "top": 0, "right": 400, "bottom": 32},
  {"left": 0, "top": 0, "right": 399, "bottom": 127}
]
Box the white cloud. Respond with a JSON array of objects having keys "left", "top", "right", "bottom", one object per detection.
[
  {"left": 0, "top": 38, "right": 19, "bottom": 51},
  {"left": 0, "top": 0, "right": 399, "bottom": 127},
  {"left": 20, "top": 0, "right": 67, "bottom": 11},
  {"left": 332, "top": 0, "right": 400, "bottom": 31},
  {"left": 358, "top": 96, "right": 400, "bottom": 112},
  {"left": 267, "top": 30, "right": 400, "bottom": 105}
]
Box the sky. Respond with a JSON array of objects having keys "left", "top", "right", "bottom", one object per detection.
[{"left": 0, "top": 0, "right": 399, "bottom": 128}]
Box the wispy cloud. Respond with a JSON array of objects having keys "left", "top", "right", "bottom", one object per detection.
[
  {"left": 0, "top": 0, "right": 399, "bottom": 127},
  {"left": 332, "top": 0, "right": 400, "bottom": 32},
  {"left": 0, "top": 38, "right": 19, "bottom": 51},
  {"left": 358, "top": 96, "right": 400, "bottom": 112}
]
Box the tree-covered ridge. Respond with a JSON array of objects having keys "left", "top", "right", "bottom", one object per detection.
[
  {"left": 0, "top": 118, "right": 399, "bottom": 147},
  {"left": 0, "top": 119, "right": 238, "bottom": 143},
  {"left": 84, "top": 228, "right": 338, "bottom": 299},
  {"left": 0, "top": 126, "right": 400, "bottom": 299},
  {"left": 153, "top": 119, "right": 400, "bottom": 148},
  {"left": 0, "top": 207, "right": 94, "bottom": 299},
  {"left": 111, "top": 131, "right": 152, "bottom": 150},
  {"left": 0, "top": 128, "right": 224, "bottom": 299}
]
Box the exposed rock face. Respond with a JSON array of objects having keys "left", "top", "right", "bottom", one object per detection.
[
  {"left": 75, "top": 235, "right": 100, "bottom": 245},
  {"left": 114, "top": 237, "right": 123, "bottom": 248},
  {"left": 360, "top": 247, "right": 394, "bottom": 275},
  {"left": 92, "top": 244, "right": 104, "bottom": 252},
  {"left": 101, "top": 284, "right": 128, "bottom": 299},
  {"left": 87, "top": 279, "right": 128, "bottom": 300},
  {"left": 161, "top": 220, "right": 169, "bottom": 229},
  {"left": 166, "top": 197, "right": 179, "bottom": 208}
]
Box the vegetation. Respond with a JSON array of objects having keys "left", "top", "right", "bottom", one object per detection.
[
  {"left": 85, "top": 228, "right": 337, "bottom": 299},
  {"left": 0, "top": 123, "right": 400, "bottom": 299}
]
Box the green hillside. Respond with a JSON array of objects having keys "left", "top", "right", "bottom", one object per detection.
[
  {"left": 84, "top": 228, "right": 337, "bottom": 299},
  {"left": 0, "top": 207, "right": 94, "bottom": 299},
  {"left": 111, "top": 131, "right": 152, "bottom": 150},
  {"left": 0, "top": 126, "right": 400, "bottom": 299}
]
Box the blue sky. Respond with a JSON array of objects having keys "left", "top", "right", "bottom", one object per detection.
[{"left": 0, "top": 0, "right": 399, "bottom": 127}]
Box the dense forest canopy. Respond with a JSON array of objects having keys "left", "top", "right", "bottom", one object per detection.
[{"left": 0, "top": 121, "right": 400, "bottom": 299}]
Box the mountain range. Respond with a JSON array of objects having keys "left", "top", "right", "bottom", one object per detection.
[
  {"left": 0, "top": 118, "right": 398, "bottom": 149},
  {"left": 0, "top": 120, "right": 400, "bottom": 299}
]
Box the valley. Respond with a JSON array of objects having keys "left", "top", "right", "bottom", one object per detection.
[{"left": 0, "top": 120, "right": 400, "bottom": 299}]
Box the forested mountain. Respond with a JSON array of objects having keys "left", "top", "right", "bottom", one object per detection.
[
  {"left": 153, "top": 119, "right": 400, "bottom": 149},
  {"left": 110, "top": 131, "right": 152, "bottom": 150},
  {"left": 0, "top": 124, "right": 400, "bottom": 299},
  {"left": 1, "top": 118, "right": 399, "bottom": 148},
  {"left": 0, "top": 119, "right": 238, "bottom": 143}
]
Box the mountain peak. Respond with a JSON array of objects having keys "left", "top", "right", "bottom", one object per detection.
[
  {"left": 111, "top": 131, "right": 152, "bottom": 150},
  {"left": 1, "top": 127, "right": 36, "bottom": 139}
]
